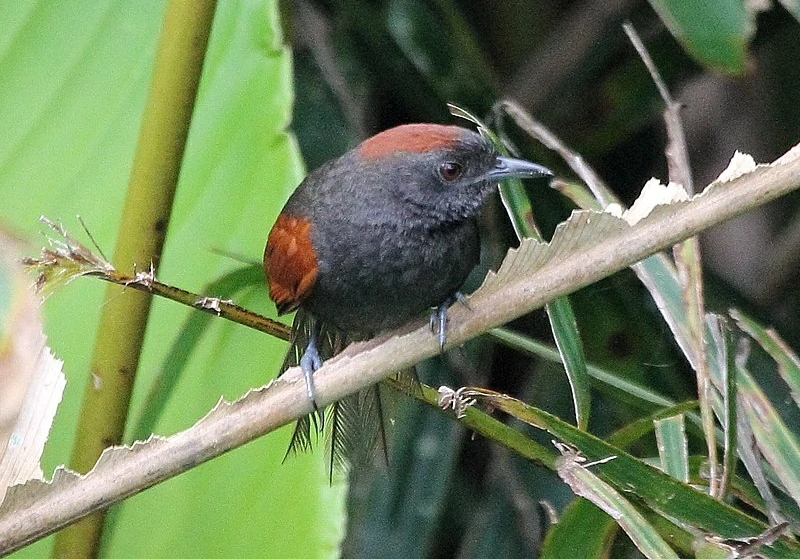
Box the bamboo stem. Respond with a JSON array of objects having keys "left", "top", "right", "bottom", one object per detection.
[{"left": 52, "top": 2, "right": 217, "bottom": 557}]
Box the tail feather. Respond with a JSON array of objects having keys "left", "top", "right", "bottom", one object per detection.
[
  {"left": 279, "top": 310, "right": 417, "bottom": 476},
  {"left": 327, "top": 385, "right": 390, "bottom": 477}
]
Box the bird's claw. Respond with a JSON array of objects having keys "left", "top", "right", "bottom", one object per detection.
[
  {"left": 300, "top": 329, "right": 325, "bottom": 430},
  {"left": 430, "top": 292, "right": 467, "bottom": 351}
]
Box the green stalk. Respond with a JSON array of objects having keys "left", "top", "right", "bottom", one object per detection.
[{"left": 52, "top": 1, "right": 217, "bottom": 557}]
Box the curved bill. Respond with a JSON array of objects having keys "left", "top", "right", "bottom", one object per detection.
[{"left": 488, "top": 155, "right": 553, "bottom": 180}]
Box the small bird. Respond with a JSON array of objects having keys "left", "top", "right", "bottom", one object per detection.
[{"left": 264, "top": 123, "right": 551, "bottom": 460}]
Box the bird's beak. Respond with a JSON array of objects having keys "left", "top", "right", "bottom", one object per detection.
[{"left": 487, "top": 155, "right": 552, "bottom": 181}]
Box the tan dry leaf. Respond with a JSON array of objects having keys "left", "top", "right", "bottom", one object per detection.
[
  {"left": 0, "top": 228, "right": 65, "bottom": 504},
  {"left": 717, "top": 151, "right": 758, "bottom": 183},
  {"left": 0, "top": 341, "right": 64, "bottom": 503},
  {"left": 0, "top": 231, "right": 66, "bottom": 502}
]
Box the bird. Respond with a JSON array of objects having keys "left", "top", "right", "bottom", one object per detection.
[{"left": 264, "top": 123, "right": 551, "bottom": 464}]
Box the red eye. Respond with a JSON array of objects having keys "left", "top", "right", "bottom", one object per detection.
[{"left": 438, "top": 161, "right": 463, "bottom": 181}]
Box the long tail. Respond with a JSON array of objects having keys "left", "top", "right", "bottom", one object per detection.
[{"left": 280, "top": 310, "right": 403, "bottom": 477}]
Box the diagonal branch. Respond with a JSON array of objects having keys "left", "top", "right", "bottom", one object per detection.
[{"left": 1, "top": 143, "right": 799, "bottom": 554}]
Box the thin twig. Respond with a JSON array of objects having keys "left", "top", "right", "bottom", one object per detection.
[
  {"left": 495, "top": 99, "right": 618, "bottom": 207},
  {"left": 622, "top": 22, "right": 694, "bottom": 194},
  {"left": 25, "top": 217, "right": 291, "bottom": 341},
  {"left": 623, "top": 22, "right": 718, "bottom": 497}
]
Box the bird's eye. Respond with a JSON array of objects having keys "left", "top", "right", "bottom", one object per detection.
[{"left": 438, "top": 161, "right": 463, "bottom": 182}]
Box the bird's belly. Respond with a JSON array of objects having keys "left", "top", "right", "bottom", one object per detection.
[{"left": 306, "top": 221, "right": 479, "bottom": 336}]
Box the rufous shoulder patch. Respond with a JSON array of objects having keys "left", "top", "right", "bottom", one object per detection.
[
  {"left": 358, "top": 124, "right": 466, "bottom": 159},
  {"left": 264, "top": 213, "right": 318, "bottom": 315}
]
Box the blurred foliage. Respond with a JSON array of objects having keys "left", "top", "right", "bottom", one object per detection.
[
  {"left": 0, "top": 2, "right": 344, "bottom": 558},
  {"left": 286, "top": 0, "right": 800, "bottom": 557},
  {"left": 1, "top": 0, "right": 800, "bottom": 558}
]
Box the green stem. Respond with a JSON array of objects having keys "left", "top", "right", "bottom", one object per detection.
[
  {"left": 100, "top": 269, "right": 291, "bottom": 341},
  {"left": 383, "top": 378, "right": 557, "bottom": 469},
  {"left": 53, "top": 1, "right": 217, "bottom": 557}
]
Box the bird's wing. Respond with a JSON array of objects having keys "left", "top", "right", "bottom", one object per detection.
[{"left": 264, "top": 213, "right": 318, "bottom": 314}]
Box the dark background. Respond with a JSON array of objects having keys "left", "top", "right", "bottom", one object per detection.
[{"left": 285, "top": 1, "right": 800, "bottom": 557}]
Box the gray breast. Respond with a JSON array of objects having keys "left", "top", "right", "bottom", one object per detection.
[{"left": 305, "top": 218, "right": 480, "bottom": 336}]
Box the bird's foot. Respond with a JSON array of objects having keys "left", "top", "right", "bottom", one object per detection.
[
  {"left": 299, "top": 327, "right": 325, "bottom": 430},
  {"left": 430, "top": 292, "right": 469, "bottom": 351}
]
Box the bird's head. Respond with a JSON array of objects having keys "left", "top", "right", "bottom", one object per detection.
[{"left": 352, "top": 123, "right": 552, "bottom": 224}]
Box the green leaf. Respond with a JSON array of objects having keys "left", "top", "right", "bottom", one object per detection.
[
  {"left": 130, "top": 264, "right": 265, "bottom": 441},
  {"left": 489, "top": 327, "right": 676, "bottom": 410},
  {"left": 654, "top": 415, "right": 689, "bottom": 483},
  {"left": 459, "top": 389, "right": 800, "bottom": 558},
  {"left": 737, "top": 365, "right": 800, "bottom": 509},
  {"left": 555, "top": 443, "right": 680, "bottom": 559},
  {"left": 544, "top": 298, "right": 591, "bottom": 429},
  {"left": 710, "top": 316, "right": 738, "bottom": 498},
  {"left": 608, "top": 401, "right": 698, "bottom": 450},
  {"left": 541, "top": 498, "right": 617, "bottom": 559},
  {"left": 0, "top": 2, "right": 343, "bottom": 557},
  {"left": 646, "top": 0, "right": 752, "bottom": 74},
  {"left": 731, "top": 308, "right": 800, "bottom": 408}
]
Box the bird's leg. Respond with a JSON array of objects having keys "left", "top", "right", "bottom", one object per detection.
[
  {"left": 299, "top": 321, "right": 324, "bottom": 428},
  {"left": 430, "top": 292, "right": 469, "bottom": 350}
]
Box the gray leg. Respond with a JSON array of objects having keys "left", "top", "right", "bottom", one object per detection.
[
  {"left": 299, "top": 322, "right": 323, "bottom": 421},
  {"left": 430, "top": 292, "right": 466, "bottom": 350}
]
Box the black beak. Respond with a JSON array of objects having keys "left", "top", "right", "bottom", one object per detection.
[{"left": 488, "top": 155, "right": 552, "bottom": 181}]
